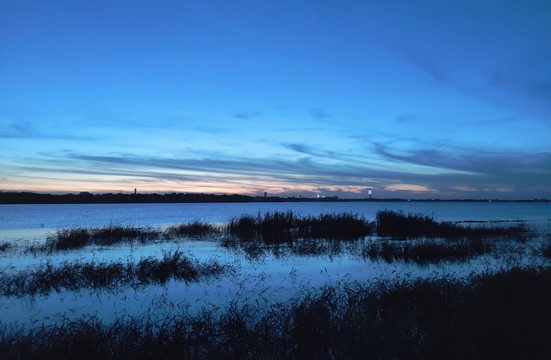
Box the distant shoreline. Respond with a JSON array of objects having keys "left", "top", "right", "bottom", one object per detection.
[{"left": 0, "top": 191, "right": 549, "bottom": 204}]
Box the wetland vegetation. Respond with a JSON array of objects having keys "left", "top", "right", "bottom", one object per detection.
[
  {"left": 376, "top": 209, "right": 528, "bottom": 239},
  {"left": 225, "top": 211, "right": 375, "bottom": 242},
  {"left": 45, "top": 225, "right": 161, "bottom": 250},
  {"left": 1, "top": 208, "right": 550, "bottom": 359},
  {"left": 21, "top": 210, "right": 532, "bottom": 260},
  {"left": 0, "top": 250, "right": 230, "bottom": 297},
  {"left": 2, "top": 267, "right": 550, "bottom": 359}
]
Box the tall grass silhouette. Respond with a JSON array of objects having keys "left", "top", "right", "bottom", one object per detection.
[
  {"left": 45, "top": 225, "right": 161, "bottom": 250},
  {"left": 2, "top": 267, "right": 550, "bottom": 359},
  {"left": 226, "top": 211, "right": 375, "bottom": 243},
  {"left": 44, "top": 221, "right": 219, "bottom": 251},
  {"left": 0, "top": 250, "right": 230, "bottom": 296},
  {"left": 376, "top": 209, "right": 527, "bottom": 239}
]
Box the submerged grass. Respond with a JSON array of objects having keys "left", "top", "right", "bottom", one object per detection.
[
  {"left": 364, "top": 237, "right": 494, "bottom": 264},
  {"left": 0, "top": 250, "right": 229, "bottom": 297},
  {"left": 2, "top": 267, "right": 551, "bottom": 359},
  {"left": 376, "top": 209, "right": 528, "bottom": 239}
]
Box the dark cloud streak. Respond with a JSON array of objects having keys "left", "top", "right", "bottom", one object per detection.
[{"left": 26, "top": 144, "right": 544, "bottom": 198}]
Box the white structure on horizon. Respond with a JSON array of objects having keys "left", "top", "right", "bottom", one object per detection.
[{"left": 368, "top": 188, "right": 372, "bottom": 199}]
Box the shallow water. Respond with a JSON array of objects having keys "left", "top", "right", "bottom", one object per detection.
[
  {"left": 1, "top": 202, "right": 550, "bottom": 332},
  {"left": 1, "top": 202, "right": 551, "bottom": 243},
  {"left": 1, "top": 236, "right": 548, "bottom": 330}
]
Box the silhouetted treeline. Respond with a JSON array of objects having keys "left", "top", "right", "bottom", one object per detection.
[
  {"left": 0, "top": 192, "right": 548, "bottom": 204},
  {"left": 0, "top": 192, "right": 341, "bottom": 204},
  {"left": 0, "top": 192, "right": 256, "bottom": 204}
]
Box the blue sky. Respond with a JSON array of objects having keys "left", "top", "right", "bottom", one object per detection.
[{"left": 1, "top": 0, "right": 550, "bottom": 199}]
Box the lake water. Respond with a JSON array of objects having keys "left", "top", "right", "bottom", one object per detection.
[
  {"left": 2, "top": 201, "right": 551, "bottom": 243},
  {"left": 1, "top": 201, "right": 550, "bottom": 331}
]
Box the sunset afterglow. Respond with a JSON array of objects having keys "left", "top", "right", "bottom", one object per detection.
[{"left": 1, "top": 0, "right": 550, "bottom": 199}]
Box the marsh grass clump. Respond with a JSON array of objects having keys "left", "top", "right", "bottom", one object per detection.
[
  {"left": 91, "top": 225, "right": 160, "bottom": 245},
  {"left": 376, "top": 209, "right": 528, "bottom": 239},
  {"left": 0, "top": 250, "right": 229, "bottom": 296},
  {"left": 44, "top": 222, "right": 221, "bottom": 251},
  {"left": 376, "top": 210, "right": 439, "bottom": 238},
  {"left": 47, "top": 228, "right": 91, "bottom": 250},
  {"left": 226, "top": 211, "right": 374, "bottom": 243},
  {"left": 223, "top": 211, "right": 374, "bottom": 258},
  {"left": 299, "top": 213, "right": 376, "bottom": 240},
  {"left": 226, "top": 214, "right": 259, "bottom": 241},
  {"left": 163, "top": 221, "right": 219, "bottom": 238},
  {"left": 225, "top": 211, "right": 298, "bottom": 243},
  {"left": 132, "top": 250, "right": 227, "bottom": 284},
  {"left": 134, "top": 250, "right": 218, "bottom": 284},
  {"left": 0, "top": 242, "right": 11, "bottom": 252},
  {"left": 3, "top": 267, "right": 551, "bottom": 359},
  {"left": 45, "top": 225, "right": 161, "bottom": 250}
]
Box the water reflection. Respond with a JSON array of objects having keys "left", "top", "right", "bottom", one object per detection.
[{"left": 1, "top": 232, "right": 549, "bottom": 331}]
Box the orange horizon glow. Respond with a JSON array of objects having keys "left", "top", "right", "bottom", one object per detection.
[{"left": 1, "top": 177, "right": 371, "bottom": 197}]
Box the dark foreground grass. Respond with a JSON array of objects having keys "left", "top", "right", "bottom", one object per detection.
[
  {"left": 543, "top": 243, "right": 551, "bottom": 259},
  {"left": 226, "top": 211, "right": 375, "bottom": 243},
  {"left": 376, "top": 209, "right": 528, "bottom": 239},
  {"left": 2, "top": 267, "right": 551, "bottom": 359},
  {"left": 0, "top": 250, "right": 229, "bottom": 297}
]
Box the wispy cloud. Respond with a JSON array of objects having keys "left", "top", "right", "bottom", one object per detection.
[
  {"left": 309, "top": 107, "right": 330, "bottom": 119},
  {"left": 401, "top": 52, "right": 447, "bottom": 83},
  {"left": 192, "top": 126, "right": 229, "bottom": 134},
  {"left": 456, "top": 116, "right": 519, "bottom": 127},
  {"left": 395, "top": 114, "right": 416, "bottom": 123},
  {"left": 233, "top": 111, "right": 261, "bottom": 119},
  {"left": 3, "top": 140, "right": 550, "bottom": 199},
  {"left": 0, "top": 118, "right": 37, "bottom": 138},
  {"left": 385, "top": 184, "right": 433, "bottom": 193},
  {"left": 373, "top": 142, "right": 551, "bottom": 189},
  {"left": 283, "top": 143, "right": 335, "bottom": 159}
]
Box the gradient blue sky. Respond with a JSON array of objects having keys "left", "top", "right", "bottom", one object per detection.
[{"left": 1, "top": 0, "right": 550, "bottom": 199}]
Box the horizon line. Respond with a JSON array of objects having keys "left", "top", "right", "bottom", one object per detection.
[{"left": 0, "top": 190, "right": 549, "bottom": 203}]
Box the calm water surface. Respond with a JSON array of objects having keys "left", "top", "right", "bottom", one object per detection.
[
  {"left": 1, "top": 201, "right": 550, "bottom": 330},
  {"left": 1, "top": 201, "right": 550, "bottom": 242}
]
